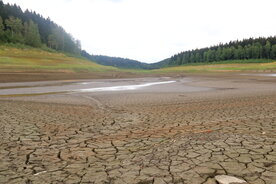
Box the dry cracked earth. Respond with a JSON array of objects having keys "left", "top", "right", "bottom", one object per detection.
[{"left": 0, "top": 75, "right": 276, "bottom": 184}]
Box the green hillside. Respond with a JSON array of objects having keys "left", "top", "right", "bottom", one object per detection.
[
  {"left": 0, "top": 1, "right": 81, "bottom": 55},
  {"left": 0, "top": 45, "right": 117, "bottom": 73},
  {"left": 159, "top": 37, "right": 276, "bottom": 68}
]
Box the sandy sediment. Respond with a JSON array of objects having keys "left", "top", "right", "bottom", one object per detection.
[{"left": 0, "top": 74, "right": 275, "bottom": 184}]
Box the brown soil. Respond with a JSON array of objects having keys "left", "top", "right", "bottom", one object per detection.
[
  {"left": 0, "top": 71, "right": 147, "bottom": 83},
  {"left": 0, "top": 73, "right": 275, "bottom": 184}
]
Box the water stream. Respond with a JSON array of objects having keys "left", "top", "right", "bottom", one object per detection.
[{"left": 77, "top": 81, "right": 176, "bottom": 92}]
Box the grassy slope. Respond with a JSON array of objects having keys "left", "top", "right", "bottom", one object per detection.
[
  {"left": 153, "top": 60, "right": 276, "bottom": 73},
  {"left": 0, "top": 45, "right": 275, "bottom": 76},
  {"left": 0, "top": 46, "right": 118, "bottom": 73}
]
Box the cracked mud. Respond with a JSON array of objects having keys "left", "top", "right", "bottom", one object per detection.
[{"left": 0, "top": 75, "right": 275, "bottom": 184}]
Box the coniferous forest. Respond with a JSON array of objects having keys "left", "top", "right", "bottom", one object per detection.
[
  {"left": 81, "top": 50, "right": 152, "bottom": 69},
  {"left": 165, "top": 37, "right": 276, "bottom": 66},
  {"left": 0, "top": 1, "right": 81, "bottom": 54}
]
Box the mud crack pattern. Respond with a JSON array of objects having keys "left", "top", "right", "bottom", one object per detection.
[{"left": 0, "top": 93, "right": 275, "bottom": 184}]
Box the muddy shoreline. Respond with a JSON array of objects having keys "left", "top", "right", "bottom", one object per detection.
[{"left": 0, "top": 70, "right": 275, "bottom": 83}]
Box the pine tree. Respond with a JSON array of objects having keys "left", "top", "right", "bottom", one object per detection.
[
  {"left": 238, "top": 45, "right": 245, "bottom": 59},
  {"left": 0, "top": 16, "right": 5, "bottom": 42},
  {"left": 264, "top": 41, "right": 271, "bottom": 58},
  {"left": 271, "top": 45, "right": 276, "bottom": 59},
  {"left": 195, "top": 53, "right": 200, "bottom": 62},
  {"left": 24, "top": 20, "right": 41, "bottom": 47},
  {"left": 5, "top": 16, "right": 24, "bottom": 42},
  {"left": 5, "top": 16, "right": 23, "bottom": 36},
  {"left": 215, "top": 47, "right": 222, "bottom": 61},
  {"left": 0, "top": 16, "right": 4, "bottom": 35},
  {"left": 48, "top": 34, "right": 58, "bottom": 49}
]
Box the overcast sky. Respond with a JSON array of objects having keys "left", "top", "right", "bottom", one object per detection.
[{"left": 3, "top": 0, "right": 276, "bottom": 63}]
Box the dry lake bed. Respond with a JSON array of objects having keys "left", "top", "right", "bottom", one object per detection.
[{"left": 0, "top": 74, "right": 275, "bottom": 184}]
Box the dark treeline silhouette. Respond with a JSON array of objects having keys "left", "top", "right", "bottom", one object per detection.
[
  {"left": 0, "top": 0, "right": 81, "bottom": 54},
  {"left": 166, "top": 37, "right": 276, "bottom": 66},
  {"left": 81, "top": 50, "right": 153, "bottom": 69}
]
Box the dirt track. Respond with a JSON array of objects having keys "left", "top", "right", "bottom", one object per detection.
[{"left": 0, "top": 74, "right": 275, "bottom": 184}]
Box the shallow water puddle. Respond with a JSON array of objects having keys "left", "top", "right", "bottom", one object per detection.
[
  {"left": 77, "top": 81, "right": 176, "bottom": 92},
  {"left": 79, "top": 82, "right": 103, "bottom": 85}
]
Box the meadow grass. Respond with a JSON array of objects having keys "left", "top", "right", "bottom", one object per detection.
[
  {"left": 152, "top": 61, "right": 276, "bottom": 73},
  {"left": 0, "top": 45, "right": 118, "bottom": 73}
]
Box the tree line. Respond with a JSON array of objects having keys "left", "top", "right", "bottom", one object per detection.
[
  {"left": 0, "top": 1, "right": 81, "bottom": 54},
  {"left": 168, "top": 37, "right": 276, "bottom": 66},
  {"left": 81, "top": 50, "right": 152, "bottom": 69}
]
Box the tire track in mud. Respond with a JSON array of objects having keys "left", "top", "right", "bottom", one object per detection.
[{"left": 70, "top": 93, "right": 109, "bottom": 111}]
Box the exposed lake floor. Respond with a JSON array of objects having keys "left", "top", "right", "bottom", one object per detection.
[{"left": 0, "top": 74, "right": 275, "bottom": 184}]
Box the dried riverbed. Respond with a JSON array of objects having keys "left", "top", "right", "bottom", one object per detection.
[{"left": 0, "top": 74, "right": 275, "bottom": 184}]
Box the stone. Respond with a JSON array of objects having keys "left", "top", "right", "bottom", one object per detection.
[{"left": 215, "top": 175, "right": 247, "bottom": 184}]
